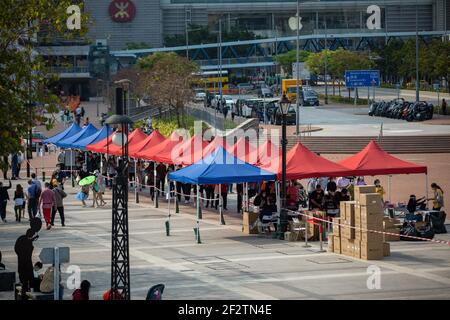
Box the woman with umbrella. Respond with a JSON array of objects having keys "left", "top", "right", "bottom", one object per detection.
[{"left": 76, "top": 175, "right": 95, "bottom": 207}]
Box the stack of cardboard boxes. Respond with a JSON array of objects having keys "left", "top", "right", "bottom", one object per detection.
[
  {"left": 383, "top": 217, "right": 401, "bottom": 241},
  {"left": 329, "top": 185, "right": 390, "bottom": 260}
]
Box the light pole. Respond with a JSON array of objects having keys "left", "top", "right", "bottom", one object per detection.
[
  {"left": 324, "top": 19, "right": 329, "bottom": 105},
  {"left": 278, "top": 94, "right": 290, "bottom": 240},
  {"left": 115, "top": 79, "right": 131, "bottom": 116},
  {"left": 106, "top": 114, "right": 133, "bottom": 300},
  {"left": 415, "top": 0, "right": 420, "bottom": 102},
  {"left": 295, "top": 0, "right": 301, "bottom": 135},
  {"left": 96, "top": 79, "right": 103, "bottom": 118},
  {"left": 218, "top": 17, "right": 223, "bottom": 103}
]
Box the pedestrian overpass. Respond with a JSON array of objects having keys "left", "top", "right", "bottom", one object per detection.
[{"left": 111, "top": 30, "right": 449, "bottom": 70}]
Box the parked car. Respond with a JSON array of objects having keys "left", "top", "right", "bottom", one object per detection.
[
  {"left": 194, "top": 90, "right": 206, "bottom": 102},
  {"left": 302, "top": 89, "right": 319, "bottom": 106},
  {"left": 272, "top": 105, "right": 297, "bottom": 125},
  {"left": 257, "top": 88, "right": 274, "bottom": 98},
  {"left": 237, "top": 83, "right": 254, "bottom": 93}
]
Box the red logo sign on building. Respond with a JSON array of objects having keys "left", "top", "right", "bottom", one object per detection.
[{"left": 109, "top": 0, "right": 136, "bottom": 23}]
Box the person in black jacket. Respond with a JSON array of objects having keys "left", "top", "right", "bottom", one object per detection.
[{"left": 0, "top": 180, "right": 12, "bottom": 222}]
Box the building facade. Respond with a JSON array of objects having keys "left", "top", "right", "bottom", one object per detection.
[{"left": 83, "top": 0, "right": 450, "bottom": 50}]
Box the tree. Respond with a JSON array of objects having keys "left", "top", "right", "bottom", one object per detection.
[
  {"left": 0, "top": 0, "right": 88, "bottom": 158},
  {"left": 138, "top": 53, "right": 199, "bottom": 127},
  {"left": 274, "top": 50, "right": 311, "bottom": 75}
]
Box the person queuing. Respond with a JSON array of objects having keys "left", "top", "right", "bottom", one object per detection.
[
  {"left": 204, "top": 184, "right": 215, "bottom": 208},
  {"left": 0, "top": 180, "right": 12, "bottom": 223},
  {"left": 374, "top": 179, "right": 386, "bottom": 202},
  {"left": 94, "top": 170, "right": 106, "bottom": 207},
  {"left": 52, "top": 184, "right": 67, "bottom": 227},
  {"left": 156, "top": 162, "right": 167, "bottom": 197},
  {"left": 14, "top": 184, "right": 25, "bottom": 222},
  {"left": 428, "top": 183, "right": 444, "bottom": 211},
  {"left": 39, "top": 183, "right": 56, "bottom": 230},
  {"left": 26, "top": 179, "right": 39, "bottom": 220}
]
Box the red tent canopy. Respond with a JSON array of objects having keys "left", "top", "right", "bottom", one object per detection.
[
  {"left": 247, "top": 140, "right": 281, "bottom": 166},
  {"left": 226, "top": 137, "right": 257, "bottom": 164},
  {"left": 130, "top": 130, "right": 166, "bottom": 158},
  {"left": 261, "top": 142, "right": 356, "bottom": 180},
  {"left": 338, "top": 140, "right": 428, "bottom": 176},
  {"left": 86, "top": 128, "right": 147, "bottom": 155},
  {"left": 136, "top": 131, "right": 183, "bottom": 163},
  {"left": 174, "top": 135, "right": 212, "bottom": 166},
  {"left": 86, "top": 135, "right": 113, "bottom": 153}
]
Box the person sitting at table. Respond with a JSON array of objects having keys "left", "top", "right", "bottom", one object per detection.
[
  {"left": 287, "top": 181, "right": 299, "bottom": 210},
  {"left": 259, "top": 196, "right": 278, "bottom": 231}
]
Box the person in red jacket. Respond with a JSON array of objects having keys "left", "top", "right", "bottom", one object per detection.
[{"left": 72, "top": 280, "right": 91, "bottom": 300}]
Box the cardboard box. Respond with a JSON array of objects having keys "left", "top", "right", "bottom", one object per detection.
[
  {"left": 358, "top": 193, "right": 383, "bottom": 208},
  {"left": 383, "top": 242, "right": 391, "bottom": 257},
  {"left": 345, "top": 202, "right": 356, "bottom": 221},
  {"left": 360, "top": 241, "right": 384, "bottom": 260},
  {"left": 284, "top": 231, "right": 298, "bottom": 242},
  {"left": 354, "top": 185, "right": 377, "bottom": 200},
  {"left": 355, "top": 231, "right": 383, "bottom": 243},
  {"left": 355, "top": 205, "right": 383, "bottom": 227},
  {"left": 384, "top": 228, "right": 400, "bottom": 241},
  {"left": 340, "top": 201, "right": 355, "bottom": 220},
  {"left": 353, "top": 240, "right": 361, "bottom": 259},
  {"left": 327, "top": 234, "right": 334, "bottom": 253},
  {"left": 341, "top": 221, "right": 355, "bottom": 240},
  {"left": 332, "top": 218, "right": 341, "bottom": 237},
  {"left": 333, "top": 236, "right": 341, "bottom": 254},
  {"left": 341, "top": 239, "right": 355, "bottom": 257},
  {"left": 242, "top": 211, "right": 259, "bottom": 234}
]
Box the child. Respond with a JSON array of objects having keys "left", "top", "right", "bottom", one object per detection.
[
  {"left": 32, "top": 261, "right": 43, "bottom": 292},
  {"left": 14, "top": 184, "right": 25, "bottom": 222}
]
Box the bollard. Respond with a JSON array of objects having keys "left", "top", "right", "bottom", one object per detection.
[
  {"left": 318, "top": 224, "right": 326, "bottom": 252},
  {"left": 193, "top": 226, "right": 201, "bottom": 244},
  {"left": 175, "top": 196, "right": 179, "bottom": 213},
  {"left": 135, "top": 189, "right": 139, "bottom": 204},
  {"left": 219, "top": 211, "right": 226, "bottom": 225},
  {"left": 165, "top": 220, "right": 170, "bottom": 236},
  {"left": 303, "top": 217, "right": 311, "bottom": 248}
]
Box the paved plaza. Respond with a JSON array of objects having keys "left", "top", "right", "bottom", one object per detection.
[{"left": 1, "top": 179, "right": 450, "bottom": 300}]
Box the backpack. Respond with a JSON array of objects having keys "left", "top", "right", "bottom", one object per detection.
[{"left": 40, "top": 267, "right": 54, "bottom": 293}]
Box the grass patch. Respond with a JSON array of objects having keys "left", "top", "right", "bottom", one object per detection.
[
  {"left": 134, "top": 113, "right": 210, "bottom": 137},
  {"left": 319, "top": 94, "right": 370, "bottom": 106}
]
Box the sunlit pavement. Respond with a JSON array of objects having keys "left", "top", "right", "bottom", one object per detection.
[{"left": 1, "top": 180, "right": 450, "bottom": 300}]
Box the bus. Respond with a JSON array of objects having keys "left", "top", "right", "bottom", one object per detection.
[{"left": 193, "top": 70, "right": 230, "bottom": 94}]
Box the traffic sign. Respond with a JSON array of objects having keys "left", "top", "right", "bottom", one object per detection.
[
  {"left": 345, "top": 70, "right": 380, "bottom": 88},
  {"left": 39, "top": 247, "right": 70, "bottom": 264},
  {"left": 292, "top": 62, "right": 311, "bottom": 80}
]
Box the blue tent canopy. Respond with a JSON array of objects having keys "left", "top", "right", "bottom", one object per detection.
[
  {"left": 71, "top": 126, "right": 113, "bottom": 151},
  {"left": 43, "top": 123, "right": 81, "bottom": 145},
  {"left": 56, "top": 124, "right": 98, "bottom": 149},
  {"left": 168, "top": 147, "right": 276, "bottom": 184}
]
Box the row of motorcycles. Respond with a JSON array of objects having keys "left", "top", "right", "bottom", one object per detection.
[{"left": 368, "top": 98, "right": 434, "bottom": 122}]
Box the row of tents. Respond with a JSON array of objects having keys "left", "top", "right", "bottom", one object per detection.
[{"left": 43, "top": 123, "right": 428, "bottom": 185}]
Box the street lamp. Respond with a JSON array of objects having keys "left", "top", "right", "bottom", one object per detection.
[
  {"left": 278, "top": 94, "right": 290, "bottom": 239},
  {"left": 105, "top": 114, "right": 133, "bottom": 300},
  {"left": 115, "top": 79, "right": 131, "bottom": 116}
]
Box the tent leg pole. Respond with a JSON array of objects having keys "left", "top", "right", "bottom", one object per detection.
[
  {"left": 425, "top": 174, "right": 429, "bottom": 208},
  {"left": 166, "top": 188, "right": 171, "bottom": 236},
  {"left": 135, "top": 159, "right": 139, "bottom": 203},
  {"left": 195, "top": 186, "right": 201, "bottom": 243},
  {"left": 388, "top": 175, "right": 392, "bottom": 204},
  {"left": 219, "top": 184, "right": 225, "bottom": 225},
  {"left": 197, "top": 184, "right": 202, "bottom": 219},
  {"left": 154, "top": 162, "right": 158, "bottom": 208},
  {"left": 71, "top": 149, "right": 74, "bottom": 188}
]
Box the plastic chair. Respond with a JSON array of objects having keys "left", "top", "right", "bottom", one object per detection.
[{"left": 146, "top": 284, "right": 165, "bottom": 300}]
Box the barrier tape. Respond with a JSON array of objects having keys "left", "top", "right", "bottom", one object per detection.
[{"left": 287, "top": 208, "right": 450, "bottom": 246}]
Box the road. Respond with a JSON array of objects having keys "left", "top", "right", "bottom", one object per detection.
[{"left": 314, "top": 86, "right": 449, "bottom": 105}]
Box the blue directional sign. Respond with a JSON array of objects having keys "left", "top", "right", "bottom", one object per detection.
[{"left": 345, "top": 70, "right": 380, "bottom": 88}]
